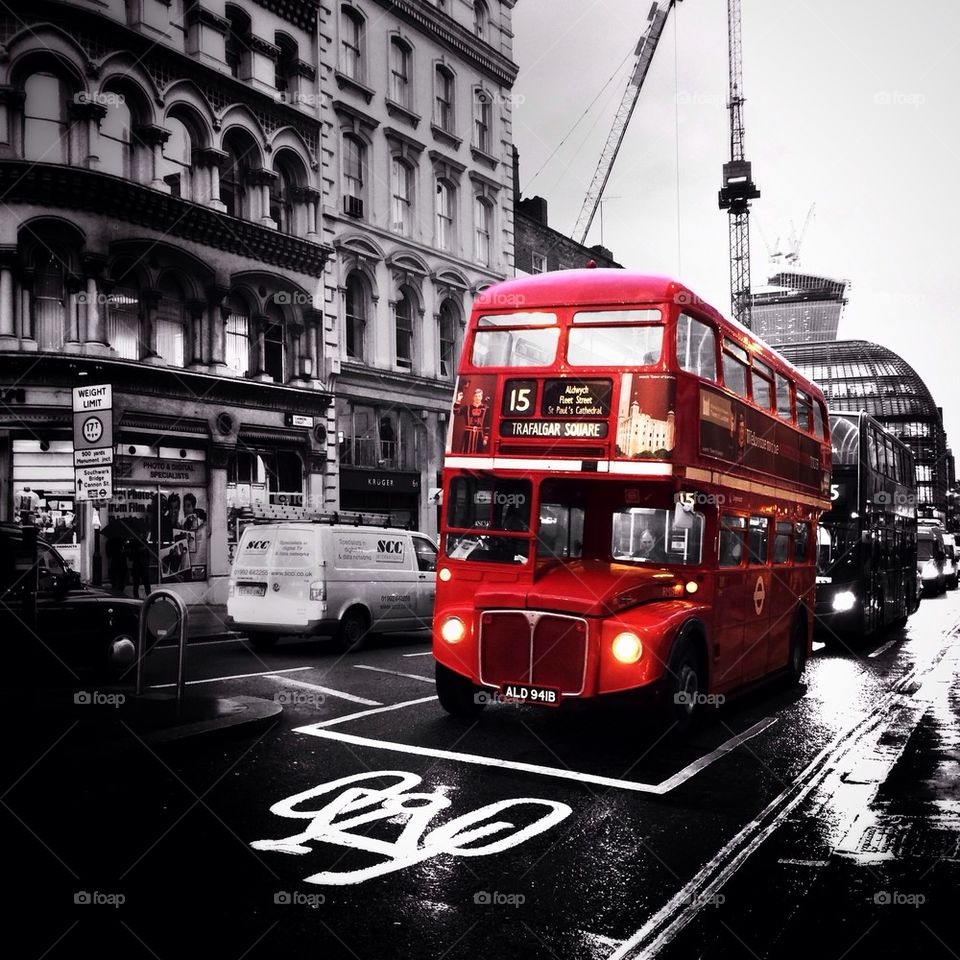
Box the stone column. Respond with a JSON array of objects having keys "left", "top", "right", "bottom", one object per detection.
[
  {"left": 304, "top": 187, "right": 321, "bottom": 240},
  {"left": 140, "top": 288, "right": 162, "bottom": 364},
  {"left": 81, "top": 253, "right": 109, "bottom": 354},
  {"left": 206, "top": 283, "right": 229, "bottom": 369},
  {"left": 67, "top": 100, "right": 108, "bottom": 170},
  {"left": 193, "top": 148, "right": 228, "bottom": 210},
  {"left": 18, "top": 268, "right": 35, "bottom": 349},
  {"left": 289, "top": 321, "right": 304, "bottom": 382},
  {"left": 187, "top": 298, "right": 206, "bottom": 368},
  {"left": 64, "top": 274, "right": 83, "bottom": 352},
  {"left": 0, "top": 246, "right": 16, "bottom": 347},
  {"left": 135, "top": 124, "right": 172, "bottom": 191},
  {"left": 248, "top": 169, "right": 279, "bottom": 228},
  {"left": 251, "top": 314, "right": 269, "bottom": 379},
  {"left": 304, "top": 307, "right": 324, "bottom": 382}
]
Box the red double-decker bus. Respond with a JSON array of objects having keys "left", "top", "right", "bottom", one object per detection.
[{"left": 432, "top": 270, "right": 832, "bottom": 727}]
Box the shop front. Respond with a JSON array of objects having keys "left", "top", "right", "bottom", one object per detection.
[{"left": 339, "top": 467, "right": 422, "bottom": 529}]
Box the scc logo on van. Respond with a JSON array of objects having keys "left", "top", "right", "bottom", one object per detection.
[
  {"left": 245, "top": 540, "right": 271, "bottom": 552},
  {"left": 377, "top": 539, "right": 405, "bottom": 563}
]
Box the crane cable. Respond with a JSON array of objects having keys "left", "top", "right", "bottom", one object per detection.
[
  {"left": 523, "top": 43, "right": 635, "bottom": 194},
  {"left": 674, "top": 5, "right": 682, "bottom": 276}
]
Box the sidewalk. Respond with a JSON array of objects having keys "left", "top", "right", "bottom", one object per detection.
[{"left": 186, "top": 602, "right": 241, "bottom": 642}]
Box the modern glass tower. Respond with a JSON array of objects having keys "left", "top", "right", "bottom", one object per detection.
[{"left": 750, "top": 271, "right": 851, "bottom": 346}]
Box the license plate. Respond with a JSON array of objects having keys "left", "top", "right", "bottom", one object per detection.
[
  {"left": 498, "top": 682, "right": 562, "bottom": 707},
  {"left": 237, "top": 583, "right": 266, "bottom": 597}
]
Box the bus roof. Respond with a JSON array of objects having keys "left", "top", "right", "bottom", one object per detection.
[{"left": 474, "top": 269, "right": 823, "bottom": 400}]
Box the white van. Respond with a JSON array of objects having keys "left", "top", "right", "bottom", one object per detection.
[{"left": 226, "top": 522, "right": 438, "bottom": 651}]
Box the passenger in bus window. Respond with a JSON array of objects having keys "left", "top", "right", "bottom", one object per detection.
[
  {"left": 719, "top": 530, "right": 744, "bottom": 566},
  {"left": 637, "top": 528, "right": 667, "bottom": 563}
]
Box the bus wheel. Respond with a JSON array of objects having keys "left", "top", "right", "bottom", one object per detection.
[
  {"left": 788, "top": 618, "right": 807, "bottom": 685},
  {"left": 436, "top": 662, "right": 486, "bottom": 718},
  {"left": 336, "top": 608, "right": 370, "bottom": 653},
  {"left": 665, "top": 640, "right": 704, "bottom": 733},
  {"left": 248, "top": 631, "right": 279, "bottom": 652}
]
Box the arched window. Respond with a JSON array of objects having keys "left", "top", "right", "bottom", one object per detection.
[
  {"left": 23, "top": 73, "right": 70, "bottom": 164},
  {"left": 271, "top": 152, "right": 306, "bottom": 235},
  {"left": 274, "top": 33, "right": 298, "bottom": 93},
  {"left": 474, "top": 196, "right": 492, "bottom": 265},
  {"left": 435, "top": 178, "right": 454, "bottom": 251},
  {"left": 434, "top": 65, "right": 454, "bottom": 132},
  {"left": 98, "top": 96, "right": 133, "bottom": 178},
  {"left": 390, "top": 157, "right": 412, "bottom": 235},
  {"left": 340, "top": 6, "right": 365, "bottom": 81},
  {"left": 225, "top": 294, "right": 251, "bottom": 374},
  {"left": 342, "top": 134, "right": 367, "bottom": 217},
  {"left": 156, "top": 276, "right": 187, "bottom": 367},
  {"left": 221, "top": 129, "right": 259, "bottom": 218},
  {"left": 395, "top": 287, "right": 416, "bottom": 370},
  {"left": 161, "top": 114, "right": 194, "bottom": 199},
  {"left": 473, "top": 89, "right": 492, "bottom": 153},
  {"left": 344, "top": 271, "right": 367, "bottom": 362},
  {"left": 474, "top": 1, "right": 489, "bottom": 40},
  {"left": 225, "top": 6, "right": 251, "bottom": 78},
  {"left": 389, "top": 38, "right": 412, "bottom": 107},
  {"left": 438, "top": 300, "right": 458, "bottom": 380},
  {"left": 33, "top": 249, "right": 67, "bottom": 350},
  {"left": 106, "top": 264, "right": 141, "bottom": 360},
  {"left": 263, "top": 306, "right": 286, "bottom": 382}
]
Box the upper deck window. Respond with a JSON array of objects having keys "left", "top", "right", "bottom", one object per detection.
[
  {"left": 676, "top": 314, "right": 717, "bottom": 381},
  {"left": 572, "top": 309, "right": 661, "bottom": 325},
  {"left": 796, "top": 390, "right": 814, "bottom": 433},
  {"left": 477, "top": 312, "right": 557, "bottom": 326},
  {"left": 567, "top": 323, "right": 662, "bottom": 367},
  {"left": 752, "top": 359, "right": 774, "bottom": 411},
  {"left": 812, "top": 399, "right": 825, "bottom": 439},
  {"left": 722, "top": 339, "right": 750, "bottom": 398},
  {"left": 471, "top": 329, "right": 559, "bottom": 367},
  {"left": 776, "top": 373, "right": 794, "bottom": 422}
]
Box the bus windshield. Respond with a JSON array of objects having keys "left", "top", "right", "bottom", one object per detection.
[{"left": 817, "top": 521, "right": 858, "bottom": 577}]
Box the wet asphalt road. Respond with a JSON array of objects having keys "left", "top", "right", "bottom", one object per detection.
[{"left": 7, "top": 591, "right": 960, "bottom": 959}]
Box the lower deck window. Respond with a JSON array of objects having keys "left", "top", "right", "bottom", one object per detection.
[{"left": 612, "top": 506, "right": 704, "bottom": 566}]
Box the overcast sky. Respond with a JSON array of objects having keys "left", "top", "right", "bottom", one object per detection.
[{"left": 512, "top": 0, "right": 960, "bottom": 449}]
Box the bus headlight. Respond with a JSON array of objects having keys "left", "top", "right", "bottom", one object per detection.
[
  {"left": 438, "top": 567, "right": 452, "bottom": 582},
  {"left": 440, "top": 616, "right": 466, "bottom": 644},
  {"left": 922, "top": 560, "right": 939, "bottom": 581},
  {"left": 831, "top": 591, "right": 857, "bottom": 612},
  {"left": 611, "top": 631, "right": 643, "bottom": 664}
]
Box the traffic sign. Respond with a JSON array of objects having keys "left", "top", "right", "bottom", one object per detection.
[
  {"left": 74, "top": 447, "right": 114, "bottom": 467},
  {"left": 75, "top": 465, "right": 113, "bottom": 502},
  {"left": 73, "top": 410, "right": 114, "bottom": 450},
  {"left": 72, "top": 383, "right": 112, "bottom": 413}
]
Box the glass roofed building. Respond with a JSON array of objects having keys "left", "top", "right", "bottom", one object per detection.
[
  {"left": 778, "top": 340, "right": 949, "bottom": 523},
  {"left": 750, "top": 271, "right": 851, "bottom": 346}
]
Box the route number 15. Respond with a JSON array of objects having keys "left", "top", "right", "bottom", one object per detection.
[{"left": 502, "top": 379, "right": 537, "bottom": 417}]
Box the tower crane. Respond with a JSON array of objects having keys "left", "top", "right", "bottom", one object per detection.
[
  {"left": 718, "top": 0, "right": 760, "bottom": 327},
  {"left": 573, "top": 1, "right": 679, "bottom": 246}
]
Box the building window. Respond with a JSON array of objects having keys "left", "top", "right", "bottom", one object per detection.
[
  {"left": 221, "top": 130, "right": 258, "bottom": 219},
  {"left": 156, "top": 277, "right": 186, "bottom": 367},
  {"left": 160, "top": 115, "right": 193, "bottom": 199},
  {"left": 344, "top": 272, "right": 367, "bottom": 362},
  {"left": 263, "top": 311, "right": 286, "bottom": 382},
  {"left": 395, "top": 289, "right": 415, "bottom": 370},
  {"left": 389, "top": 38, "right": 412, "bottom": 107},
  {"left": 391, "top": 157, "right": 412, "bottom": 234},
  {"left": 474, "top": 196, "right": 492, "bottom": 266},
  {"left": 225, "top": 299, "right": 250, "bottom": 374},
  {"left": 33, "top": 250, "right": 66, "bottom": 350},
  {"left": 435, "top": 178, "right": 454, "bottom": 251},
  {"left": 341, "top": 6, "right": 365, "bottom": 81},
  {"left": 107, "top": 287, "right": 140, "bottom": 360},
  {"left": 23, "top": 73, "right": 70, "bottom": 164},
  {"left": 434, "top": 65, "right": 454, "bottom": 131},
  {"left": 343, "top": 134, "right": 366, "bottom": 217},
  {"left": 473, "top": 89, "right": 492, "bottom": 153},
  {"left": 474, "top": 1, "right": 489, "bottom": 39},
  {"left": 438, "top": 301, "right": 458, "bottom": 380},
  {"left": 98, "top": 95, "right": 133, "bottom": 178},
  {"left": 531, "top": 252, "right": 546, "bottom": 274},
  {"left": 274, "top": 33, "right": 298, "bottom": 93},
  {"left": 224, "top": 5, "right": 251, "bottom": 78},
  {"left": 270, "top": 152, "right": 306, "bottom": 236}
]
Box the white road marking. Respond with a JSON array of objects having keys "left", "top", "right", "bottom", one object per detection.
[
  {"left": 868, "top": 639, "right": 898, "bottom": 659},
  {"left": 147, "top": 666, "right": 313, "bottom": 689},
  {"left": 354, "top": 664, "right": 434, "bottom": 683},
  {"left": 267, "top": 675, "right": 382, "bottom": 706},
  {"left": 777, "top": 858, "right": 829, "bottom": 867},
  {"left": 300, "top": 696, "right": 440, "bottom": 730},
  {"left": 295, "top": 716, "right": 778, "bottom": 795},
  {"left": 402, "top": 652, "right": 434, "bottom": 658},
  {"left": 812, "top": 641, "right": 826, "bottom": 653}
]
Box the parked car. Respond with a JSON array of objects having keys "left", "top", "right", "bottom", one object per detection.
[
  {"left": 917, "top": 527, "right": 947, "bottom": 596},
  {"left": 943, "top": 533, "right": 958, "bottom": 590},
  {"left": 0, "top": 523, "right": 141, "bottom": 675},
  {"left": 226, "top": 522, "right": 438, "bottom": 652}
]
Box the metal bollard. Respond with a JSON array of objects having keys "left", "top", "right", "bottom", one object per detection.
[{"left": 136, "top": 590, "right": 189, "bottom": 702}]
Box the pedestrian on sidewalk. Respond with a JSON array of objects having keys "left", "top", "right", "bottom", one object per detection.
[
  {"left": 127, "top": 536, "right": 152, "bottom": 598},
  {"left": 105, "top": 535, "right": 128, "bottom": 593}
]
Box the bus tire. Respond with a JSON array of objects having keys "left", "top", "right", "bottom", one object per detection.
[
  {"left": 248, "top": 631, "right": 279, "bottom": 652},
  {"left": 436, "top": 661, "right": 486, "bottom": 718},
  {"left": 788, "top": 616, "right": 808, "bottom": 685},
  {"left": 664, "top": 635, "right": 705, "bottom": 733},
  {"left": 335, "top": 608, "right": 370, "bottom": 653}
]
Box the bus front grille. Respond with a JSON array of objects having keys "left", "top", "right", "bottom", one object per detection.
[{"left": 479, "top": 610, "right": 588, "bottom": 696}]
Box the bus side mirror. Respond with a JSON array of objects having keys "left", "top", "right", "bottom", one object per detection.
[{"left": 673, "top": 503, "right": 694, "bottom": 530}]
